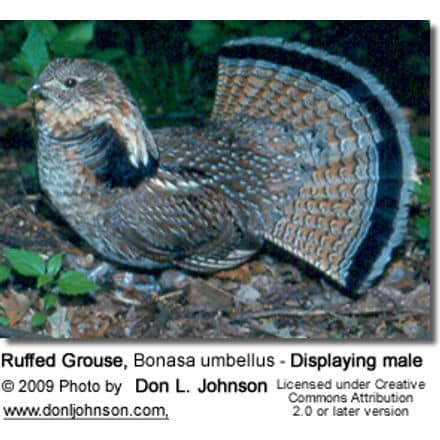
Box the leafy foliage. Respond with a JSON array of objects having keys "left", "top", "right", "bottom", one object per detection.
[
  {"left": 414, "top": 176, "right": 430, "bottom": 205},
  {"left": 0, "top": 310, "right": 10, "bottom": 327},
  {"left": 412, "top": 136, "right": 430, "bottom": 250},
  {"left": 4, "top": 248, "right": 45, "bottom": 276},
  {"left": 413, "top": 137, "right": 430, "bottom": 171},
  {"left": 19, "top": 163, "right": 38, "bottom": 178},
  {"left": 3, "top": 248, "right": 99, "bottom": 296},
  {"left": 43, "top": 293, "right": 58, "bottom": 312},
  {"left": 416, "top": 216, "right": 430, "bottom": 245},
  {"left": 31, "top": 311, "right": 47, "bottom": 329},
  {"left": 186, "top": 21, "right": 225, "bottom": 53},
  {"left": 0, "top": 21, "right": 429, "bottom": 118},
  {"left": 0, "top": 264, "right": 11, "bottom": 284},
  {"left": 1, "top": 248, "right": 100, "bottom": 329},
  {"left": 57, "top": 271, "right": 100, "bottom": 295},
  {"left": 0, "top": 83, "right": 26, "bottom": 106},
  {"left": 186, "top": 20, "right": 326, "bottom": 54},
  {"left": 0, "top": 301, "right": 9, "bottom": 326},
  {"left": 0, "top": 21, "right": 97, "bottom": 107},
  {"left": 23, "top": 21, "right": 59, "bottom": 41},
  {"left": 47, "top": 253, "right": 63, "bottom": 277},
  {"left": 12, "top": 24, "right": 49, "bottom": 78},
  {"left": 50, "top": 21, "right": 95, "bottom": 56}
]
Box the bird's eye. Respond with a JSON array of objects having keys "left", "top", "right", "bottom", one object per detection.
[{"left": 64, "top": 78, "right": 77, "bottom": 88}]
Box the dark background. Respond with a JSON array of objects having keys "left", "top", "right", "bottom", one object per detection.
[{"left": 0, "top": 20, "right": 430, "bottom": 118}]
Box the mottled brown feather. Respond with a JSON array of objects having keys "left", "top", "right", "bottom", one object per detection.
[{"left": 31, "top": 38, "right": 415, "bottom": 292}]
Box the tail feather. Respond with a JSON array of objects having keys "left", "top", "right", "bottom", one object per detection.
[{"left": 212, "top": 37, "right": 416, "bottom": 292}]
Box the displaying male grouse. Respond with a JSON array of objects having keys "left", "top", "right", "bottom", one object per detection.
[{"left": 29, "top": 37, "right": 415, "bottom": 292}]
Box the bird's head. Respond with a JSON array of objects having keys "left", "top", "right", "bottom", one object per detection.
[
  {"left": 29, "top": 58, "right": 159, "bottom": 171},
  {"left": 29, "top": 58, "right": 115, "bottom": 109}
]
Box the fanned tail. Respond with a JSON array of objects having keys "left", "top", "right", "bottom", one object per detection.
[{"left": 211, "top": 37, "right": 416, "bottom": 291}]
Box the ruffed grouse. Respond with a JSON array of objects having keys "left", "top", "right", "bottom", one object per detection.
[{"left": 29, "top": 37, "right": 415, "bottom": 292}]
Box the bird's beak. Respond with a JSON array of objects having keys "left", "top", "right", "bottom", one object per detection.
[{"left": 27, "top": 81, "right": 45, "bottom": 100}]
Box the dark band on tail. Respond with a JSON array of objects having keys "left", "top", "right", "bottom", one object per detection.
[{"left": 219, "top": 38, "right": 415, "bottom": 291}]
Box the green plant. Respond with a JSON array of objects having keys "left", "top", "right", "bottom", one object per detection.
[
  {"left": 414, "top": 176, "right": 430, "bottom": 205},
  {"left": 415, "top": 216, "right": 430, "bottom": 248},
  {"left": 413, "top": 136, "right": 430, "bottom": 171},
  {"left": 0, "top": 305, "right": 9, "bottom": 327},
  {"left": 412, "top": 136, "right": 430, "bottom": 250},
  {"left": 1, "top": 248, "right": 100, "bottom": 329},
  {"left": 0, "top": 21, "right": 203, "bottom": 121},
  {"left": 118, "top": 30, "right": 208, "bottom": 120},
  {"left": 0, "top": 21, "right": 100, "bottom": 106},
  {"left": 0, "top": 263, "right": 11, "bottom": 284},
  {"left": 186, "top": 20, "right": 334, "bottom": 54}
]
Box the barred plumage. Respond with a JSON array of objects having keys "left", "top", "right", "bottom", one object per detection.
[{"left": 30, "top": 37, "right": 415, "bottom": 292}]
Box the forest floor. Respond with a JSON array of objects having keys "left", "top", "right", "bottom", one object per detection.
[{"left": 0, "top": 103, "right": 431, "bottom": 340}]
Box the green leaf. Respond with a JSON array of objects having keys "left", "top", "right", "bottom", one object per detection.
[
  {"left": 90, "top": 48, "right": 126, "bottom": 63},
  {"left": 315, "top": 20, "right": 332, "bottom": 29},
  {"left": 0, "top": 83, "right": 27, "bottom": 106},
  {"left": 37, "top": 274, "right": 54, "bottom": 289},
  {"left": 32, "top": 312, "right": 46, "bottom": 329},
  {"left": 300, "top": 31, "right": 312, "bottom": 42},
  {"left": 0, "top": 264, "right": 11, "bottom": 284},
  {"left": 16, "top": 76, "right": 34, "bottom": 93},
  {"left": 13, "top": 25, "right": 49, "bottom": 78},
  {"left": 254, "top": 21, "right": 304, "bottom": 39},
  {"left": 43, "top": 293, "right": 58, "bottom": 311},
  {"left": 4, "top": 249, "right": 46, "bottom": 277},
  {"left": 50, "top": 21, "right": 95, "bottom": 56},
  {"left": 57, "top": 271, "right": 100, "bottom": 295},
  {"left": 23, "top": 20, "right": 59, "bottom": 42},
  {"left": 414, "top": 177, "right": 430, "bottom": 205},
  {"left": 0, "top": 315, "right": 10, "bottom": 327},
  {"left": 19, "top": 163, "right": 37, "bottom": 178},
  {"left": 416, "top": 215, "right": 430, "bottom": 239},
  {"left": 187, "top": 21, "right": 224, "bottom": 53},
  {"left": 222, "top": 21, "right": 253, "bottom": 32},
  {"left": 47, "top": 253, "right": 63, "bottom": 277},
  {"left": 412, "top": 136, "right": 430, "bottom": 171}
]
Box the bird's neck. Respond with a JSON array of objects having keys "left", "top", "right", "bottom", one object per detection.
[{"left": 36, "top": 126, "right": 114, "bottom": 216}]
